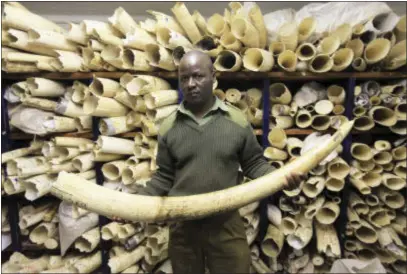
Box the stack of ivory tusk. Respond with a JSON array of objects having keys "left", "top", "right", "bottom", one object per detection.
[
  {"left": 353, "top": 80, "right": 406, "bottom": 135},
  {"left": 217, "top": 86, "right": 263, "bottom": 127},
  {"left": 345, "top": 137, "right": 406, "bottom": 270},
  {"left": 263, "top": 131, "right": 346, "bottom": 272},
  {"left": 5, "top": 77, "right": 93, "bottom": 135},
  {"left": 1, "top": 251, "right": 102, "bottom": 273},
  {"left": 2, "top": 2, "right": 405, "bottom": 73},
  {"left": 270, "top": 81, "right": 349, "bottom": 131}
]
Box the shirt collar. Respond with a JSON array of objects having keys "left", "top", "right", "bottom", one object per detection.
[{"left": 178, "top": 96, "right": 229, "bottom": 116}]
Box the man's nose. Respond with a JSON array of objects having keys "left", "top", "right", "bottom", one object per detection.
[{"left": 188, "top": 77, "right": 195, "bottom": 88}]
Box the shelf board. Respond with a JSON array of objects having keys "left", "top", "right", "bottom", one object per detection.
[
  {"left": 9, "top": 131, "right": 92, "bottom": 140},
  {"left": 3, "top": 71, "right": 407, "bottom": 80}
]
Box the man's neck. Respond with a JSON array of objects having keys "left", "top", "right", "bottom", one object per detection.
[{"left": 185, "top": 96, "right": 216, "bottom": 119}]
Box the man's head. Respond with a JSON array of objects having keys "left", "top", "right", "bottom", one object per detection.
[{"left": 179, "top": 50, "right": 214, "bottom": 106}]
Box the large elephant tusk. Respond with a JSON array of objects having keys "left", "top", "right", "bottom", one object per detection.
[{"left": 50, "top": 120, "right": 353, "bottom": 222}]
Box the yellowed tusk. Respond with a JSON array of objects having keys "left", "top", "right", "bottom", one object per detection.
[
  {"left": 354, "top": 115, "right": 374, "bottom": 131},
  {"left": 219, "top": 31, "right": 242, "bottom": 52},
  {"left": 96, "top": 136, "right": 134, "bottom": 155},
  {"left": 72, "top": 153, "right": 95, "bottom": 172},
  {"left": 369, "top": 106, "right": 397, "bottom": 127},
  {"left": 145, "top": 43, "right": 176, "bottom": 71},
  {"left": 315, "top": 222, "right": 341, "bottom": 257},
  {"left": 100, "top": 45, "right": 126, "bottom": 69},
  {"left": 93, "top": 149, "right": 125, "bottom": 162},
  {"left": 383, "top": 39, "right": 406, "bottom": 70},
  {"left": 311, "top": 115, "right": 331, "bottom": 131},
  {"left": 171, "top": 3, "right": 202, "bottom": 43},
  {"left": 4, "top": 176, "right": 26, "bottom": 195},
  {"left": 345, "top": 38, "right": 364, "bottom": 59},
  {"left": 331, "top": 23, "right": 352, "bottom": 45},
  {"left": 156, "top": 26, "right": 192, "bottom": 50},
  {"left": 392, "top": 145, "right": 406, "bottom": 161},
  {"left": 74, "top": 116, "right": 92, "bottom": 132},
  {"left": 261, "top": 224, "right": 284, "bottom": 258},
  {"left": 223, "top": 88, "right": 241, "bottom": 104},
  {"left": 332, "top": 48, "right": 354, "bottom": 72},
  {"left": 192, "top": 10, "right": 209, "bottom": 36},
  {"left": 24, "top": 174, "right": 57, "bottom": 201},
  {"left": 72, "top": 251, "right": 102, "bottom": 273},
  {"left": 298, "top": 17, "right": 316, "bottom": 42},
  {"left": 102, "top": 160, "right": 127, "bottom": 181},
  {"left": 66, "top": 22, "right": 87, "bottom": 45},
  {"left": 84, "top": 96, "right": 129, "bottom": 117},
  {"left": 51, "top": 121, "right": 353, "bottom": 222},
  {"left": 108, "top": 246, "right": 145, "bottom": 273},
  {"left": 102, "top": 222, "right": 121, "bottom": 241},
  {"left": 27, "top": 28, "right": 77, "bottom": 52},
  {"left": 269, "top": 41, "right": 285, "bottom": 57},
  {"left": 3, "top": 3, "right": 64, "bottom": 33},
  {"left": 394, "top": 161, "right": 406, "bottom": 179},
  {"left": 148, "top": 10, "right": 186, "bottom": 36},
  {"left": 269, "top": 83, "right": 292, "bottom": 105},
  {"left": 395, "top": 102, "right": 407, "bottom": 120},
  {"left": 4, "top": 28, "right": 57, "bottom": 56},
  {"left": 214, "top": 50, "right": 242, "bottom": 72},
  {"left": 126, "top": 111, "right": 145, "bottom": 127},
  {"left": 350, "top": 177, "right": 371, "bottom": 195},
  {"left": 120, "top": 74, "right": 171, "bottom": 96},
  {"left": 123, "top": 26, "right": 157, "bottom": 51},
  {"left": 20, "top": 97, "right": 57, "bottom": 112},
  {"left": 144, "top": 89, "right": 179, "bottom": 109},
  {"left": 99, "top": 116, "right": 136, "bottom": 136},
  {"left": 303, "top": 176, "right": 325, "bottom": 198},
  {"left": 277, "top": 50, "right": 297, "bottom": 72},
  {"left": 29, "top": 222, "right": 57, "bottom": 244},
  {"left": 325, "top": 177, "right": 345, "bottom": 192},
  {"left": 267, "top": 128, "right": 287, "bottom": 149},
  {"left": 309, "top": 54, "right": 334, "bottom": 73},
  {"left": 90, "top": 77, "right": 122, "bottom": 98},
  {"left": 123, "top": 49, "right": 153, "bottom": 71},
  {"left": 352, "top": 57, "right": 367, "bottom": 71},
  {"left": 243, "top": 48, "right": 273, "bottom": 72},
  {"left": 327, "top": 157, "right": 350, "bottom": 179},
  {"left": 318, "top": 36, "right": 340, "bottom": 55},
  {"left": 108, "top": 7, "right": 137, "bottom": 36},
  {"left": 146, "top": 105, "right": 178, "bottom": 123},
  {"left": 365, "top": 38, "right": 393, "bottom": 64},
  {"left": 278, "top": 22, "right": 298, "bottom": 51},
  {"left": 43, "top": 116, "right": 77, "bottom": 133},
  {"left": 26, "top": 77, "right": 65, "bottom": 97}
]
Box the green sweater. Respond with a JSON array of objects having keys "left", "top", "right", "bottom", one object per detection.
[{"left": 137, "top": 103, "right": 275, "bottom": 197}]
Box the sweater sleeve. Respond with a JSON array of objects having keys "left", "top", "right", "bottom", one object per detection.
[
  {"left": 238, "top": 125, "right": 275, "bottom": 180},
  {"left": 137, "top": 134, "right": 175, "bottom": 196}
]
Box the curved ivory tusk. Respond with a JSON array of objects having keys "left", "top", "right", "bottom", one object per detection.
[
  {"left": 100, "top": 45, "right": 126, "bottom": 69},
  {"left": 268, "top": 41, "right": 286, "bottom": 57},
  {"left": 314, "top": 100, "right": 334, "bottom": 115},
  {"left": 53, "top": 137, "right": 92, "bottom": 148},
  {"left": 315, "top": 201, "right": 340, "bottom": 225},
  {"left": 99, "top": 116, "right": 136, "bottom": 136},
  {"left": 243, "top": 48, "right": 273, "bottom": 72},
  {"left": 192, "top": 10, "right": 209, "bottom": 36},
  {"left": 50, "top": 120, "right": 353, "bottom": 222},
  {"left": 3, "top": 3, "right": 64, "bottom": 33},
  {"left": 394, "top": 161, "right": 406, "bottom": 179},
  {"left": 286, "top": 137, "right": 303, "bottom": 157},
  {"left": 351, "top": 143, "right": 373, "bottom": 161},
  {"left": 102, "top": 160, "right": 126, "bottom": 181},
  {"left": 318, "top": 36, "right": 340, "bottom": 55},
  {"left": 245, "top": 88, "right": 262, "bottom": 108},
  {"left": 123, "top": 26, "right": 157, "bottom": 51},
  {"left": 122, "top": 49, "right": 153, "bottom": 72},
  {"left": 392, "top": 145, "right": 406, "bottom": 161},
  {"left": 325, "top": 177, "right": 345, "bottom": 192},
  {"left": 364, "top": 38, "right": 392, "bottom": 64},
  {"left": 350, "top": 177, "right": 371, "bottom": 195},
  {"left": 74, "top": 227, "right": 100, "bottom": 253},
  {"left": 207, "top": 13, "right": 229, "bottom": 38},
  {"left": 118, "top": 224, "right": 137, "bottom": 240},
  {"left": 146, "top": 105, "right": 178, "bottom": 123},
  {"left": 303, "top": 176, "right": 325, "bottom": 198},
  {"left": 352, "top": 57, "right": 367, "bottom": 71},
  {"left": 311, "top": 115, "right": 331, "bottom": 131},
  {"left": 26, "top": 77, "right": 65, "bottom": 97},
  {"left": 74, "top": 116, "right": 92, "bottom": 132},
  {"left": 219, "top": 31, "right": 242, "bottom": 52},
  {"left": 214, "top": 50, "right": 242, "bottom": 72},
  {"left": 224, "top": 88, "right": 241, "bottom": 104},
  {"left": 369, "top": 106, "right": 397, "bottom": 127},
  {"left": 120, "top": 74, "right": 171, "bottom": 96},
  {"left": 269, "top": 83, "right": 292, "bottom": 105},
  {"left": 4, "top": 176, "right": 26, "bottom": 195},
  {"left": 331, "top": 23, "right": 352, "bottom": 45},
  {"left": 4, "top": 28, "right": 57, "bottom": 56}
]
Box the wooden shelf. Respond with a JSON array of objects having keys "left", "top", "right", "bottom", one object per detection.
[
  {"left": 3, "top": 71, "right": 407, "bottom": 80},
  {"left": 9, "top": 131, "right": 92, "bottom": 140}
]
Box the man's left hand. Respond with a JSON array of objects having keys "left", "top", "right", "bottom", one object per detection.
[{"left": 284, "top": 172, "right": 306, "bottom": 190}]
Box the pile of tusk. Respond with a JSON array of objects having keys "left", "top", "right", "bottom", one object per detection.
[{"left": 2, "top": 2, "right": 405, "bottom": 73}]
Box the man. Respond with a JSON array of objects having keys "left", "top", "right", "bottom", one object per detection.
[{"left": 120, "top": 51, "right": 303, "bottom": 273}]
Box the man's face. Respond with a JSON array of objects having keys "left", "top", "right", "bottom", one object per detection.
[{"left": 179, "top": 57, "right": 213, "bottom": 106}]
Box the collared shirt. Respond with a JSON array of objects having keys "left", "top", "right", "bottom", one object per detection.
[{"left": 177, "top": 96, "right": 229, "bottom": 126}]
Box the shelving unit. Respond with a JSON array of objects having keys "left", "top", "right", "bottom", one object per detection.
[{"left": 2, "top": 70, "right": 407, "bottom": 272}]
